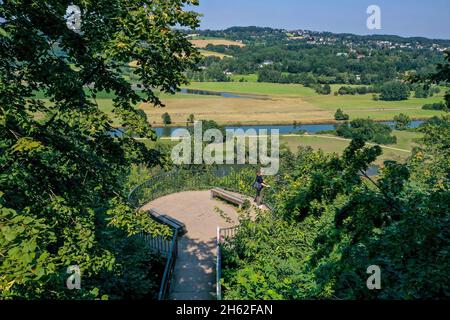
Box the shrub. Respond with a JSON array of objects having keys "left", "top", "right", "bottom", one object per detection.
[
  {"left": 393, "top": 113, "right": 412, "bottom": 131},
  {"left": 336, "top": 118, "right": 396, "bottom": 144},
  {"left": 380, "top": 81, "right": 410, "bottom": 101},
  {"left": 335, "top": 109, "right": 350, "bottom": 121},
  {"left": 422, "top": 102, "right": 447, "bottom": 111},
  {"left": 162, "top": 112, "right": 172, "bottom": 125}
]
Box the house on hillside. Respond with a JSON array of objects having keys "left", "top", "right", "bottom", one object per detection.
[{"left": 259, "top": 60, "right": 274, "bottom": 68}]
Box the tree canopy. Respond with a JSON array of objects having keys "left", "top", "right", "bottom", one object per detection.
[{"left": 0, "top": 0, "right": 200, "bottom": 299}]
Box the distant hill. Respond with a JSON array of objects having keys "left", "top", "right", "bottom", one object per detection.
[{"left": 182, "top": 26, "right": 450, "bottom": 48}]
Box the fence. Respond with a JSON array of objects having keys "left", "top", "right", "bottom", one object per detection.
[
  {"left": 128, "top": 166, "right": 261, "bottom": 209},
  {"left": 141, "top": 233, "right": 173, "bottom": 257},
  {"left": 216, "top": 226, "right": 239, "bottom": 300},
  {"left": 157, "top": 231, "right": 178, "bottom": 300}
]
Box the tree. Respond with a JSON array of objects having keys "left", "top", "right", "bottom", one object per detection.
[
  {"left": 322, "top": 84, "right": 331, "bottom": 95},
  {"left": 162, "top": 112, "right": 172, "bottom": 125},
  {"left": 336, "top": 118, "right": 397, "bottom": 144},
  {"left": 0, "top": 0, "right": 200, "bottom": 299},
  {"left": 394, "top": 113, "right": 412, "bottom": 130},
  {"left": 223, "top": 117, "right": 450, "bottom": 300},
  {"left": 430, "top": 51, "right": 450, "bottom": 109},
  {"left": 380, "top": 81, "right": 410, "bottom": 101},
  {"left": 221, "top": 45, "right": 450, "bottom": 301},
  {"left": 414, "top": 85, "right": 431, "bottom": 98},
  {"left": 187, "top": 114, "right": 195, "bottom": 124},
  {"left": 335, "top": 109, "right": 350, "bottom": 121}
]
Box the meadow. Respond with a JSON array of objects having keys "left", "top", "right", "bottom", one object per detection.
[
  {"left": 138, "top": 81, "right": 446, "bottom": 126},
  {"left": 198, "top": 49, "right": 232, "bottom": 59},
  {"left": 189, "top": 38, "right": 245, "bottom": 48},
  {"left": 146, "top": 129, "right": 421, "bottom": 167},
  {"left": 280, "top": 130, "right": 422, "bottom": 166},
  {"left": 36, "top": 80, "right": 446, "bottom": 127}
]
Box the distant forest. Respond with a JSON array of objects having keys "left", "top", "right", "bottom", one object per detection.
[{"left": 184, "top": 27, "right": 450, "bottom": 86}]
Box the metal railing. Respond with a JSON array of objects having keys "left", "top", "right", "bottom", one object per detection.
[
  {"left": 216, "top": 226, "right": 239, "bottom": 300},
  {"left": 128, "top": 165, "right": 260, "bottom": 209},
  {"left": 141, "top": 233, "right": 173, "bottom": 257},
  {"left": 157, "top": 231, "right": 178, "bottom": 300}
]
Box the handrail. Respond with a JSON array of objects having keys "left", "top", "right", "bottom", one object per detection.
[
  {"left": 128, "top": 166, "right": 257, "bottom": 208},
  {"left": 216, "top": 225, "right": 240, "bottom": 301},
  {"left": 216, "top": 226, "right": 222, "bottom": 301},
  {"left": 158, "top": 230, "right": 178, "bottom": 300}
]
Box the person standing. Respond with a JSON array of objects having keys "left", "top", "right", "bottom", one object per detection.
[{"left": 254, "top": 168, "right": 269, "bottom": 208}]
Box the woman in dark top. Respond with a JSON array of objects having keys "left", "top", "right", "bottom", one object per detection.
[{"left": 254, "top": 168, "right": 269, "bottom": 207}]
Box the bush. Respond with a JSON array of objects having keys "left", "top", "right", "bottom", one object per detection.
[
  {"left": 337, "top": 86, "right": 376, "bottom": 96},
  {"left": 393, "top": 113, "right": 412, "bottom": 131},
  {"left": 380, "top": 81, "right": 410, "bottom": 101},
  {"left": 162, "top": 112, "right": 172, "bottom": 125},
  {"left": 335, "top": 109, "right": 350, "bottom": 121},
  {"left": 336, "top": 118, "right": 397, "bottom": 144},
  {"left": 422, "top": 102, "right": 447, "bottom": 111}
]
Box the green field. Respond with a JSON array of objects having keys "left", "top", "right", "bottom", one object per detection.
[
  {"left": 183, "top": 81, "right": 318, "bottom": 96},
  {"left": 280, "top": 130, "right": 423, "bottom": 165},
  {"left": 145, "top": 81, "right": 446, "bottom": 126},
  {"left": 35, "top": 81, "right": 447, "bottom": 127},
  {"left": 229, "top": 74, "right": 259, "bottom": 82},
  {"left": 148, "top": 129, "right": 422, "bottom": 167}
]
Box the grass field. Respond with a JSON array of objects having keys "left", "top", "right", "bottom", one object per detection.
[
  {"left": 198, "top": 49, "right": 232, "bottom": 59},
  {"left": 190, "top": 38, "right": 245, "bottom": 48},
  {"left": 146, "top": 130, "right": 422, "bottom": 167},
  {"left": 280, "top": 130, "right": 423, "bottom": 166},
  {"left": 36, "top": 81, "right": 447, "bottom": 127},
  {"left": 137, "top": 81, "right": 447, "bottom": 126}
]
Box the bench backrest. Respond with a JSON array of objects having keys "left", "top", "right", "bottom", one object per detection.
[
  {"left": 212, "top": 188, "right": 245, "bottom": 204},
  {"left": 149, "top": 209, "right": 186, "bottom": 234}
]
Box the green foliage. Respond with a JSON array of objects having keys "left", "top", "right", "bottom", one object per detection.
[
  {"left": 162, "top": 112, "right": 172, "bottom": 125},
  {"left": 336, "top": 119, "right": 397, "bottom": 145},
  {"left": 337, "top": 86, "right": 377, "bottom": 95},
  {"left": 380, "top": 81, "right": 410, "bottom": 101},
  {"left": 422, "top": 102, "right": 448, "bottom": 111},
  {"left": 315, "top": 84, "right": 331, "bottom": 95},
  {"left": 393, "top": 113, "right": 412, "bottom": 131},
  {"left": 187, "top": 27, "right": 449, "bottom": 85},
  {"left": 414, "top": 84, "right": 431, "bottom": 98},
  {"left": 334, "top": 109, "right": 350, "bottom": 121},
  {"left": 221, "top": 53, "right": 450, "bottom": 301},
  {"left": 222, "top": 118, "right": 450, "bottom": 299},
  {"left": 0, "top": 0, "right": 199, "bottom": 299}
]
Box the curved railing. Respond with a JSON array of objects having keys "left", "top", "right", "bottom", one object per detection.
[{"left": 128, "top": 165, "right": 278, "bottom": 210}]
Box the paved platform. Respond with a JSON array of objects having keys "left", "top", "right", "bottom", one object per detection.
[{"left": 141, "top": 190, "right": 242, "bottom": 300}]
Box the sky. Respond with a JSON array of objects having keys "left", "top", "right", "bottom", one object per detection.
[{"left": 191, "top": 0, "right": 450, "bottom": 40}]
